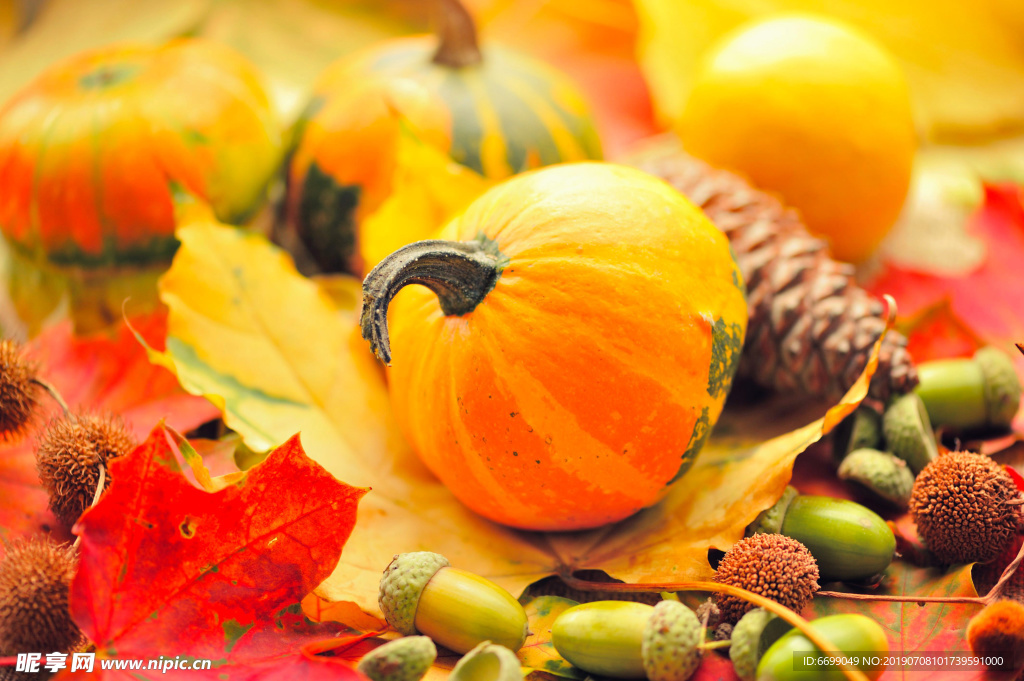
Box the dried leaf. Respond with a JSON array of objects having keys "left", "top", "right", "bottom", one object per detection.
[
  {"left": 70, "top": 422, "right": 368, "bottom": 672},
  {"left": 151, "top": 218, "right": 882, "bottom": 620},
  {"left": 811, "top": 562, "right": 990, "bottom": 680},
  {"left": 520, "top": 596, "right": 582, "bottom": 679},
  {"left": 0, "top": 314, "right": 217, "bottom": 545}
]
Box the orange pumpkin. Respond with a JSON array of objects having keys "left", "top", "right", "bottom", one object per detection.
[
  {"left": 0, "top": 38, "right": 281, "bottom": 268},
  {"left": 361, "top": 163, "right": 748, "bottom": 531},
  {"left": 287, "top": 0, "right": 602, "bottom": 274}
]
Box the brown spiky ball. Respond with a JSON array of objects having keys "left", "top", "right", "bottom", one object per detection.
[
  {"left": 0, "top": 538, "right": 82, "bottom": 656},
  {"left": 909, "top": 451, "right": 1020, "bottom": 565},
  {"left": 36, "top": 413, "right": 136, "bottom": 527},
  {"left": 0, "top": 339, "right": 40, "bottom": 440},
  {"left": 967, "top": 600, "right": 1024, "bottom": 671},
  {"left": 712, "top": 533, "right": 820, "bottom": 624}
]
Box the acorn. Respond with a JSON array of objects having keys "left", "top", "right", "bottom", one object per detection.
[
  {"left": 35, "top": 413, "right": 136, "bottom": 527},
  {"left": 0, "top": 537, "right": 82, "bottom": 656},
  {"left": 712, "top": 534, "right": 819, "bottom": 625},
  {"left": 915, "top": 346, "right": 1022, "bottom": 432},
  {"left": 358, "top": 636, "right": 436, "bottom": 681},
  {"left": 728, "top": 608, "right": 789, "bottom": 681},
  {"left": 836, "top": 448, "right": 914, "bottom": 508},
  {"left": 756, "top": 614, "right": 888, "bottom": 681},
  {"left": 0, "top": 339, "right": 41, "bottom": 441},
  {"left": 746, "top": 491, "right": 895, "bottom": 583},
  {"left": 778, "top": 496, "right": 895, "bottom": 582},
  {"left": 966, "top": 600, "right": 1024, "bottom": 671},
  {"left": 909, "top": 451, "right": 1021, "bottom": 565},
  {"left": 449, "top": 641, "right": 523, "bottom": 681},
  {"left": 378, "top": 552, "right": 528, "bottom": 654},
  {"left": 551, "top": 600, "right": 702, "bottom": 681},
  {"left": 882, "top": 391, "right": 938, "bottom": 473}
]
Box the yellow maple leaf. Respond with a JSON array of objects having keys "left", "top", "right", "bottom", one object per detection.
[{"left": 149, "top": 214, "right": 881, "bottom": 619}]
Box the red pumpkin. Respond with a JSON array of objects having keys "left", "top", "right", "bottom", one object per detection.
[{"left": 0, "top": 38, "right": 281, "bottom": 268}]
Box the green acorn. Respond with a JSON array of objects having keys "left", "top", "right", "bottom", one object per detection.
[
  {"left": 378, "top": 552, "right": 528, "bottom": 654},
  {"left": 728, "top": 608, "right": 789, "bottom": 681},
  {"left": 915, "top": 346, "right": 1021, "bottom": 432},
  {"left": 551, "top": 600, "right": 703, "bottom": 681}
]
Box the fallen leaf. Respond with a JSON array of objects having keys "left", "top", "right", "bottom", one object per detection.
[
  {"left": 0, "top": 314, "right": 217, "bottom": 545},
  {"left": 69, "top": 422, "right": 368, "bottom": 675},
  {"left": 810, "top": 561, "right": 996, "bottom": 680},
  {"left": 150, "top": 216, "right": 882, "bottom": 621},
  {"left": 869, "top": 184, "right": 1024, "bottom": 430},
  {"left": 520, "top": 596, "right": 583, "bottom": 679}
]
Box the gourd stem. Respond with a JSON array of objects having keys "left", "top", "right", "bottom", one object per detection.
[
  {"left": 361, "top": 239, "right": 504, "bottom": 365},
  {"left": 433, "top": 0, "right": 483, "bottom": 68}
]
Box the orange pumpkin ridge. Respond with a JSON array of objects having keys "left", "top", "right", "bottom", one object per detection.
[{"left": 361, "top": 163, "right": 747, "bottom": 531}]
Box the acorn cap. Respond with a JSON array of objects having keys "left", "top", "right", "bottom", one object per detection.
[
  {"left": 36, "top": 413, "right": 136, "bottom": 527},
  {"left": 837, "top": 448, "right": 915, "bottom": 508},
  {"left": 746, "top": 486, "right": 798, "bottom": 536},
  {"left": 379, "top": 552, "right": 450, "bottom": 636},
  {"left": 883, "top": 392, "right": 938, "bottom": 473},
  {"left": 357, "top": 636, "right": 437, "bottom": 681},
  {"left": 832, "top": 406, "right": 883, "bottom": 461},
  {"left": 712, "top": 534, "right": 819, "bottom": 625},
  {"left": 0, "top": 537, "right": 82, "bottom": 655},
  {"left": 910, "top": 451, "right": 1021, "bottom": 564},
  {"left": 0, "top": 339, "right": 40, "bottom": 441},
  {"left": 448, "top": 641, "right": 523, "bottom": 681},
  {"left": 729, "top": 608, "right": 784, "bottom": 681},
  {"left": 975, "top": 347, "right": 1022, "bottom": 428},
  {"left": 641, "top": 600, "right": 702, "bottom": 681}
]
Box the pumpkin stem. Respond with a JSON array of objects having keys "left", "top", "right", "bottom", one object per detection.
[
  {"left": 361, "top": 238, "right": 505, "bottom": 364},
  {"left": 433, "top": 0, "right": 483, "bottom": 68}
]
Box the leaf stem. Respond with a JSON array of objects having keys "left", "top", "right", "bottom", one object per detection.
[{"left": 561, "top": 575, "right": 870, "bottom": 681}]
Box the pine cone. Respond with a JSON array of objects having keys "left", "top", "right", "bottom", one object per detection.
[{"left": 627, "top": 135, "right": 917, "bottom": 402}]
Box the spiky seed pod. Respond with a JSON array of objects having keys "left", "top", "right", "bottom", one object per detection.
[
  {"left": 0, "top": 538, "right": 82, "bottom": 656},
  {"left": 966, "top": 600, "right": 1024, "bottom": 671},
  {"left": 628, "top": 136, "right": 917, "bottom": 402},
  {"left": 910, "top": 451, "right": 1021, "bottom": 565},
  {"left": 36, "top": 413, "right": 136, "bottom": 527},
  {"left": 0, "top": 339, "right": 40, "bottom": 440},
  {"left": 712, "top": 533, "right": 819, "bottom": 625}
]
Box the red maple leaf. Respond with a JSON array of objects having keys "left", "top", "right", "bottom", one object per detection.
[
  {"left": 0, "top": 314, "right": 218, "bottom": 545},
  {"left": 63, "top": 423, "right": 369, "bottom": 679}
]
